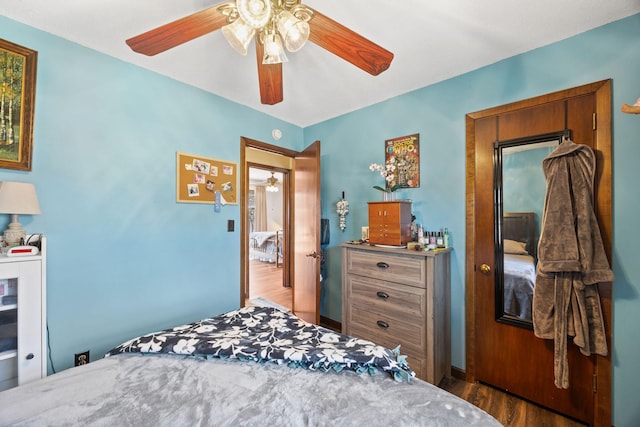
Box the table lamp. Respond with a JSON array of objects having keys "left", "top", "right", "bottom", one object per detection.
[{"left": 0, "top": 181, "right": 41, "bottom": 246}]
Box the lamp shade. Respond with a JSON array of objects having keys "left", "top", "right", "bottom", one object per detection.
[
  {"left": 0, "top": 182, "right": 41, "bottom": 215},
  {"left": 276, "top": 10, "right": 310, "bottom": 52},
  {"left": 222, "top": 18, "right": 256, "bottom": 56},
  {"left": 262, "top": 33, "right": 288, "bottom": 64}
]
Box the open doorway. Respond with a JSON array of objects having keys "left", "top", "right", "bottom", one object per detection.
[
  {"left": 247, "top": 167, "right": 291, "bottom": 311},
  {"left": 241, "top": 137, "right": 321, "bottom": 324}
]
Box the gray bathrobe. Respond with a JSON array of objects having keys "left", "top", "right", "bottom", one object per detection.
[{"left": 533, "top": 138, "right": 613, "bottom": 389}]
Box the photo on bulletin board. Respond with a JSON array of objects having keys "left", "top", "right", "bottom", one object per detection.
[{"left": 176, "top": 152, "right": 238, "bottom": 204}]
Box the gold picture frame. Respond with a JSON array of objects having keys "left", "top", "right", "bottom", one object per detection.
[{"left": 0, "top": 38, "right": 38, "bottom": 171}]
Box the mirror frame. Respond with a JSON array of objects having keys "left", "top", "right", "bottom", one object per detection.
[{"left": 493, "top": 130, "right": 565, "bottom": 328}]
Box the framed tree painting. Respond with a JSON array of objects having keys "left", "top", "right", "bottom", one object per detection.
[{"left": 0, "top": 38, "right": 38, "bottom": 171}]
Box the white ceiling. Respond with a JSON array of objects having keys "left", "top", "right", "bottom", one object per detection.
[{"left": 2, "top": 1, "right": 639, "bottom": 127}]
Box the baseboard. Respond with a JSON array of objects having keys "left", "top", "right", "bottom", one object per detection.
[
  {"left": 451, "top": 365, "right": 465, "bottom": 380},
  {"left": 320, "top": 316, "right": 341, "bottom": 333}
]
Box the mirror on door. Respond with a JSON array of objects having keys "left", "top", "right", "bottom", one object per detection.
[{"left": 493, "top": 132, "right": 562, "bottom": 327}]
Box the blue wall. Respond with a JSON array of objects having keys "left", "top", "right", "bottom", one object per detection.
[
  {"left": 2, "top": 12, "right": 640, "bottom": 426},
  {"left": 308, "top": 14, "right": 640, "bottom": 426},
  {"left": 0, "top": 16, "right": 303, "bottom": 370}
]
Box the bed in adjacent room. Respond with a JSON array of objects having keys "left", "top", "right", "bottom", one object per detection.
[
  {"left": 249, "top": 230, "right": 283, "bottom": 266},
  {"left": 502, "top": 212, "right": 537, "bottom": 321},
  {"left": 0, "top": 306, "right": 501, "bottom": 426}
]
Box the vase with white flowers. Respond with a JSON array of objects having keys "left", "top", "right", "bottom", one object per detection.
[{"left": 370, "top": 161, "right": 400, "bottom": 201}]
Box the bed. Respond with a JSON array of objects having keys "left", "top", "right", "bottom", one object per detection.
[
  {"left": 249, "top": 230, "right": 283, "bottom": 267},
  {"left": 0, "top": 305, "right": 500, "bottom": 426},
  {"left": 502, "top": 212, "right": 537, "bottom": 321}
]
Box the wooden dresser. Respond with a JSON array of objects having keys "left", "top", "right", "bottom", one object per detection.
[
  {"left": 341, "top": 243, "right": 451, "bottom": 384},
  {"left": 367, "top": 201, "right": 412, "bottom": 246}
]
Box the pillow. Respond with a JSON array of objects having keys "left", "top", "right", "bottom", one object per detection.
[{"left": 504, "top": 239, "right": 528, "bottom": 255}]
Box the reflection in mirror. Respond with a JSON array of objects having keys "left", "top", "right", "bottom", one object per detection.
[{"left": 494, "top": 133, "right": 561, "bottom": 327}]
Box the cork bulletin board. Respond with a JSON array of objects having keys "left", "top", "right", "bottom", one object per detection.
[{"left": 176, "top": 152, "right": 238, "bottom": 204}]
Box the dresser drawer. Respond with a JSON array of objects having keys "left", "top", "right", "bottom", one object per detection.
[
  {"left": 341, "top": 243, "right": 451, "bottom": 385},
  {"left": 348, "top": 305, "right": 426, "bottom": 355},
  {"left": 347, "top": 276, "right": 425, "bottom": 321},
  {"left": 346, "top": 249, "right": 426, "bottom": 288},
  {"left": 368, "top": 226, "right": 405, "bottom": 246}
]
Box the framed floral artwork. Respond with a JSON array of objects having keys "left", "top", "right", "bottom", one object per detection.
[
  {"left": 0, "top": 38, "right": 38, "bottom": 171},
  {"left": 385, "top": 133, "right": 420, "bottom": 189}
]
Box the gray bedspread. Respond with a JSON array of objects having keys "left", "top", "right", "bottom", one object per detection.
[
  {"left": 0, "top": 353, "right": 501, "bottom": 426},
  {"left": 503, "top": 253, "right": 536, "bottom": 321}
]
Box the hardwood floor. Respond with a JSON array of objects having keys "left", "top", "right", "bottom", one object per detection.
[
  {"left": 248, "top": 259, "right": 291, "bottom": 310},
  {"left": 439, "top": 376, "right": 588, "bottom": 427}
]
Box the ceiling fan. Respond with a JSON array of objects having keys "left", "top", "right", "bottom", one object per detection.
[{"left": 126, "top": 0, "right": 394, "bottom": 105}]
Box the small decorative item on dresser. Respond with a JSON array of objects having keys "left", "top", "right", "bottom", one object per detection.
[
  {"left": 369, "top": 162, "right": 399, "bottom": 200},
  {"left": 336, "top": 192, "right": 349, "bottom": 231},
  {"left": 382, "top": 191, "right": 396, "bottom": 202},
  {"left": 367, "top": 200, "right": 412, "bottom": 246}
]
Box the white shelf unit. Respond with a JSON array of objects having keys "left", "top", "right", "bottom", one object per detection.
[{"left": 0, "top": 235, "right": 47, "bottom": 391}]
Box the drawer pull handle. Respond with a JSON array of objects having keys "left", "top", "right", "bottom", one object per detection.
[
  {"left": 376, "top": 291, "right": 389, "bottom": 300},
  {"left": 376, "top": 262, "right": 389, "bottom": 269},
  {"left": 376, "top": 320, "right": 389, "bottom": 329}
]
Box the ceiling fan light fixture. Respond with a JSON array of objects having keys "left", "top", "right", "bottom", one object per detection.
[
  {"left": 222, "top": 17, "right": 256, "bottom": 56},
  {"left": 276, "top": 10, "right": 310, "bottom": 52},
  {"left": 236, "top": 0, "right": 272, "bottom": 29},
  {"left": 262, "top": 32, "right": 288, "bottom": 64}
]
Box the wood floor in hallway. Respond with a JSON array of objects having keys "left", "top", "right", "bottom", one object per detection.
[{"left": 248, "top": 259, "right": 291, "bottom": 310}]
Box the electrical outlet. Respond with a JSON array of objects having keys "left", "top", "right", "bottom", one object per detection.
[{"left": 74, "top": 350, "right": 90, "bottom": 366}]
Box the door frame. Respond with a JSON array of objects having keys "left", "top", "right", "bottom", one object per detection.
[
  {"left": 240, "top": 137, "right": 298, "bottom": 308},
  {"left": 465, "top": 80, "right": 612, "bottom": 426}
]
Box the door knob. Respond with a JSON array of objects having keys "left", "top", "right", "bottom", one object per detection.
[
  {"left": 306, "top": 251, "right": 319, "bottom": 259},
  {"left": 480, "top": 264, "right": 491, "bottom": 275},
  {"left": 26, "top": 353, "right": 34, "bottom": 360}
]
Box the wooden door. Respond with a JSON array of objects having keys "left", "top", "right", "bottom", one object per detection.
[
  {"left": 293, "top": 141, "right": 321, "bottom": 324},
  {"left": 465, "top": 81, "right": 612, "bottom": 425},
  {"left": 240, "top": 138, "right": 321, "bottom": 324}
]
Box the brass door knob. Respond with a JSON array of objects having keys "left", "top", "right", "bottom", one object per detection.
[{"left": 480, "top": 264, "right": 491, "bottom": 275}]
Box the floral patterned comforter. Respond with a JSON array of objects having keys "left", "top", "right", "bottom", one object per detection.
[{"left": 106, "top": 305, "right": 415, "bottom": 382}]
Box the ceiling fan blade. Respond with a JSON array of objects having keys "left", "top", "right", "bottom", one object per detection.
[
  {"left": 307, "top": 8, "right": 394, "bottom": 76},
  {"left": 255, "top": 42, "right": 284, "bottom": 105},
  {"left": 126, "top": 3, "right": 229, "bottom": 56}
]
